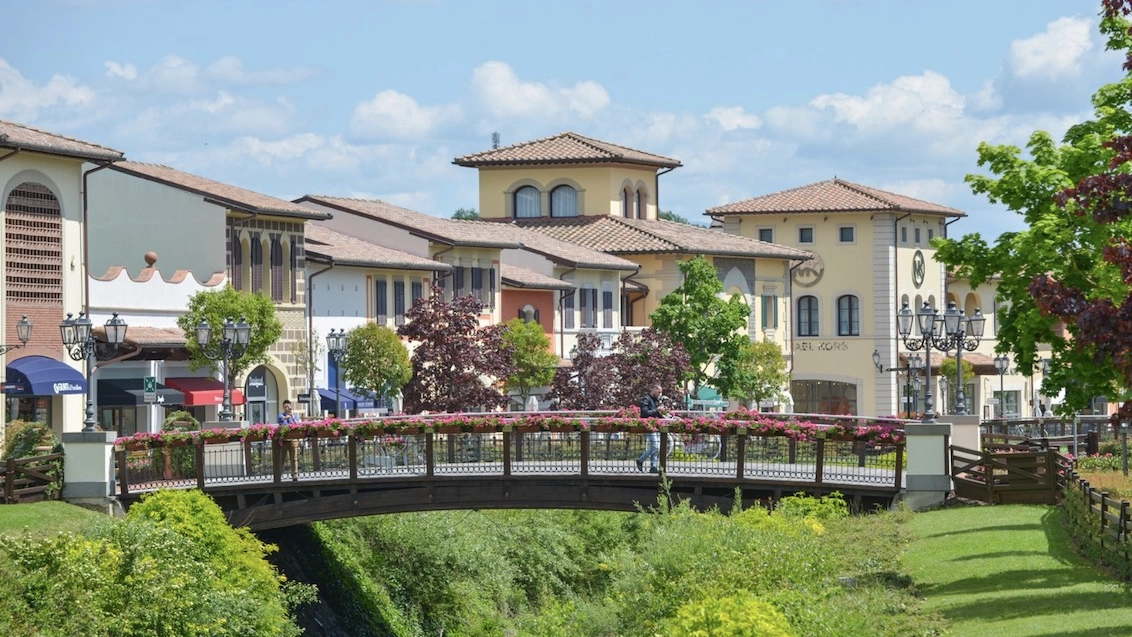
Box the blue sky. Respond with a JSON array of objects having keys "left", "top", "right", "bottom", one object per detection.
[{"left": 3, "top": 0, "right": 1123, "bottom": 240}]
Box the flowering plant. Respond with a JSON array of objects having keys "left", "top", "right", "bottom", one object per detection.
[
  {"left": 197, "top": 428, "right": 235, "bottom": 443},
  {"left": 242, "top": 423, "right": 277, "bottom": 441}
]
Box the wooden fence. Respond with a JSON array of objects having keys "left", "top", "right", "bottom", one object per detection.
[
  {"left": 1062, "top": 471, "right": 1131, "bottom": 578},
  {"left": 0, "top": 452, "right": 64, "bottom": 504},
  {"left": 950, "top": 445, "right": 1072, "bottom": 505}
]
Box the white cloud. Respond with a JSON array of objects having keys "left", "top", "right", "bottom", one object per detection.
[
  {"left": 0, "top": 59, "right": 96, "bottom": 122},
  {"left": 349, "top": 90, "right": 461, "bottom": 140},
  {"left": 104, "top": 61, "right": 137, "bottom": 81},
  {"left": 706, "top": 106, "right": 762, "bottom": 131},
  {"left": 809, "top": 71, "right": 965, "bottom": 135},
  {"left": 470, "top": 61, "right": 610, "bottom": 122},
  {"left": 1008, "top": 17, "right": 1093, "bottom": 81},
  {"left": 203, "top": 56, "right": 320, "bottom": 85}
]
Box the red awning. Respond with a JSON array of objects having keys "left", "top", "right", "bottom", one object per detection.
[{"left": 164, "top": 377, "right": 246, "bottom": 406}]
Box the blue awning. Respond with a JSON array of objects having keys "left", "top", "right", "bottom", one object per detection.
[
  {"left": 317, "top": 388, "right": 378, "bottom": 413},
  {"left": 4, "top": 356, "right": 86, "bottom": 395}
]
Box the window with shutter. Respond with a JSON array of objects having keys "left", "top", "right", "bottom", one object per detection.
[
  {"left": 412, "top": 280, "right": 423, "bottom": 304},
  {"left": 250, "top": 234, "right": 263, "bottom": 293},
  {"left": 454, "top": 267, "right": 466, "bottom": 298},
  {"left": 232, "top": 239, "right": 243, "bottom": 291},
  {"left": 289, "top": 239, "right": 298, "bottom": 303},
  {"left": 488, "top": 267, "right": 496, "bottom": 308},
  {"left": 472, "top": 267, "right": 483, "bottom": 304},
  {"left": 602, "top": 290, "right": 613, "bottom": 328},
  {"left": 394, "top": 280, "right": 406, "bottom": 325},
  {"left": 376, "top": 278, "right": 388, "bottom": 324},
  {"left": 563, "top": 292, "right": 575, "bottom": 329},
  {"left": 270, "top": 237, "right": 283, "bottom": 302}
]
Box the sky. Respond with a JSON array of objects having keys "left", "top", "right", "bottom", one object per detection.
[{"left": 2, "top": 0, "right": 1125, "bottom": 241}]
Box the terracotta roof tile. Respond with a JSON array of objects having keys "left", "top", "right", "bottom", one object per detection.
[
  {"left": 112, "top": 161, "right": 328, "bottom": 219},
  {"left": 511, "top": 216, "right": 811, "bottom": 260},
  {"left": 706, "top": 178, "right": 964, "bottom": 217},
  {"left": 460, "top": 220, "right": 638, "bottom": 270},
  {"left": 297, "top": 195, "right": 522, "bottom": 249},
  {"left": 453, "top": 132, "right": 681, "bottom": 169},
  {"left": 500, "top": 264, "right": 575, "bottom": 290},
  {"left": 0, "top": 120, "right": 123, "bottom": 162},
  {"left": 93, "top": 325, "right": 186, "bottom": 347},
  {"left": 305, "top": 224, "right": 452, "bottom": 271}
]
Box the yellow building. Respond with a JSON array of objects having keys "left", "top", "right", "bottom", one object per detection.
[
  {"left": 455, "top": 132, "right": 811, "bottom": 408},
  {"left": 708, "top": 178, "right": 969, "bottom": 416}
]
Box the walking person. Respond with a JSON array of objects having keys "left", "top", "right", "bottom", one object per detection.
[
  {"left": 278, "top": 399, "right": 301, "bottom": 480},
  {"left": 636, "top": 384, "right": 663, "bottom": 473}
]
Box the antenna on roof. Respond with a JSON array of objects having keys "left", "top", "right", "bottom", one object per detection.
[{"left": 491, "top": 132, "right": 500, "bottom": 149}]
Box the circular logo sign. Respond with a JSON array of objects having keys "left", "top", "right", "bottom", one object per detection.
[
  {"left": 792, "top": 253, "right": 825, "bottom": 288},
  {"left": 911, "top": 250, "right": 926, "bottom": 289}
]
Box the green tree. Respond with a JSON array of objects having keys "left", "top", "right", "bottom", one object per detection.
[
  {"left": 649, "top": 256, "right": 750, "bottom": 397},
  {"left": 341, "top": 323, "right": 412, "bottom": 402},
  {"left": 938, "top": 357, "right": 976, "bottom": 415},
  {"left": 452, "top": 207, "right": 480, "bottom": 220},
  {"left": 658, "top": 210, "right": 690, "bottom": 224},
  {"left": 501, "top": 318, "right": 558, "bottom": 409},
  {"left": 176, "top": 286, "right": 283, "bottom": 385},
  {"left": 933, "top": 6, "right": 1132, "bottom": 414},
  {"left": 714, "top": 340, "right": 788, "bottom": 407}
]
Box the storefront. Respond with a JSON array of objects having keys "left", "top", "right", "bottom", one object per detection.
[
  {"left": 3, "top": 355, "right": 86, "bottom": 427},
  {"left": 164, "top": 376, "right": 247, "bottom": 423},
  {"left": 97, "top": 378, "right": 186, "bottom": 436}
]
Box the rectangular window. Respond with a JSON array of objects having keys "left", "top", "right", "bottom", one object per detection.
[
  {"left": 602, "top": 290, "right": 614, "bottom": 329},
  {"left": 838, "top": 226, "right": 854, "bottom": 243},
  {"left": 579, "top": 287, "right": 599, "bottom": 328},
  {"left": 453, "top": 266, "right": 466, "bottom": 298},
  {"left": 472, "top": 267, "right": 483, "bottom": 304},
  {"left": 798, "top": 227, "right": 814, "bottom": 243},
  {"left": 488, "top": 267, "right": 496, "bottom": 308},
  {"left": 758, "top": 228, "right": 774, "bottom": 243},
  {"left": 928, "top": 228, "right": 935, "bottom": 241},
  {"left": 914, "top": 228, "right": 921, "bottom": 244},
  {"left": 411, "top": 280, "right": 423, "bottom": 304},
  {"left": 394, "top": 280, "right": 406, "bottom": 325},
  {"left": 563, "top": 291, "right": 575, "bottom": 329},
  {"left": 376, "top": 277, "right": 388, "bottom": 324},
  {"left": 761, "top": 295, "right": 778, "bottom": 329},
  {"left": 901, "top": 227, "right": 907, "bottom": 243}
]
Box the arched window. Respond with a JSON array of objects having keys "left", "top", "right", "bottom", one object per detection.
[
  {"left": 837, "top": 294, "right": 860, "bottom": 336},
  {"left": 798, "top": 296, "right": 819, "bottom": 337},
  {"left": 514, "top": 186, "right": 541, "bottom": 218},
  {"left": 6, "top": 182, "right": 63, "bottom": 306},
  {"left": 622, "top": 187, "right": 632, "bottom": 218},
  {"left": 635, "top": 188, "right": 645, "bottom": 219},
  {"left": 550, "top": 185, "right": 577, "bottom": 217},
  {"left": 270, "top": 236, "right": 283, "bottom": 302}
]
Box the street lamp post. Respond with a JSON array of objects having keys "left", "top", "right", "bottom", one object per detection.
[
  {"left": 60, "top": 312, "right": 128, "bottom": 432},
  {"left": 994, "top": 354, "right": 1011, "bottom": 418},
  {"left": 0, "top": 316, "right": 32, "bottom": 355},
  {"left": 326, "top": 329, "right": 348, "bottom": 418},
  {"left": 872, "top": 349, "right": 922, "bottom": 419},
  {"left": 897, "top": 301, "right": 942, "bottom": 422},
  {"left": 934, "top": 301, "right": 985, "bottom": 415},
  {"left": 195, "top": 316, "right": 251, "bottom": 421}
]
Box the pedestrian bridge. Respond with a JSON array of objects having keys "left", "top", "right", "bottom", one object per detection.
[{"left": 110, "top": 413, "right": 908, "bottom": 530}]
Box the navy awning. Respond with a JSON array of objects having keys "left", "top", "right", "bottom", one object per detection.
[
  {"left": 317, "top": 388, "right": 378, "bottom": 413},
  {"left": 3, "top": 356, "right": 86, "bottom": 395},
  {"left": 98, "top": 379, "right": 185, "bottom": 407}
]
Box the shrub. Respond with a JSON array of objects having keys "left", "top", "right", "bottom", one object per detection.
[
  {"left": 3, "top": 420, "right": 58, "bottom": 460},
  {"left": 665, "top": 593, "right": 794, "bottom": 637}
]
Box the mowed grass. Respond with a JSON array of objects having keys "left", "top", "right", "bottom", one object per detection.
[
  {"left": 0, "top": 500, "right": 104, "bottom": 536},
  {"left": 903, "top": 504, "right": 1132, "bottom": 637}
]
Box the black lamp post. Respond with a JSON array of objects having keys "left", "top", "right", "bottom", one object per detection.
[
  {"left": 897, "top": 301, "right": 942, "bottom": 422},
  {"left": 994, "top": 353, "right": 1011, "bottom": 418},
  {"left": 0, "top": 315, "right": 32, "bottom": 354},
  {"left": 326, "top": 329, "right": 348, "bottom": 418},
  {"left": 935, "top": 301, "right": 985, "bottom": 415},
  {"left": 61, "top": 312, "right": 128, "bottom": 432},
  {"left": 195, "top": 316, "right": 251, "bottom": 421}
]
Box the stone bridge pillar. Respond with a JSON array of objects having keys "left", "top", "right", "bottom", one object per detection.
[
  {"left": 61, "top": 431, "right": 116, "bottom": 511},
  {"left": 901, "top": 422, "right": 952, "bottom": 510}
]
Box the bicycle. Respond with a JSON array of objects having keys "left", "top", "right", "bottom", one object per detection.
[{"left": 678, "top": 433, "right": 721, "bottom": 460}]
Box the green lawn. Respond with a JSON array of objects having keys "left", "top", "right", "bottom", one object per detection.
[
  {"left": 0, "top": 500, "right": 104, "bottom": 537},
  {"left": 903, "top": 504, "right": 1132, "bottom": 637}
]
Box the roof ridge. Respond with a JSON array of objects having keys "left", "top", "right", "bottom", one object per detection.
[
  {"left": 0, "top": 119, "right": 123, "bottom": 156},
  {"left": 832, "top": 177, "right": 897, "bottom": 210}
]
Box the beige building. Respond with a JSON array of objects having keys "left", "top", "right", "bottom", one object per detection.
[{"left": 708, "top": 178, "right": 1038, "bottom": 418}]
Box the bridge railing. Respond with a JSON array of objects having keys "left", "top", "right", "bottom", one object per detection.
[{"left": 113, "top": 411, "right": 906, "bottom": 495}]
